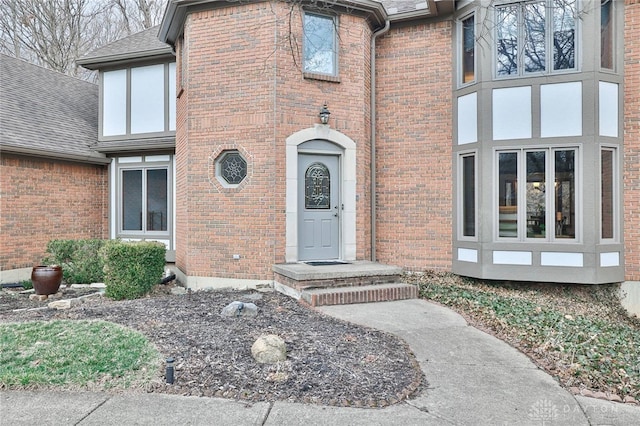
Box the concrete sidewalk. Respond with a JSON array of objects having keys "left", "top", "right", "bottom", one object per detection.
[{"left": 2, "top": 299, "right": 639, "bottom": 425}]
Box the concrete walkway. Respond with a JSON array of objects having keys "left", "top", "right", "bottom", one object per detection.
[{"left": 2, "top": 299, "right": 639, "bottom": 425}]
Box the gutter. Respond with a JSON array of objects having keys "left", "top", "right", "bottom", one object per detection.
[
  {"left": 0, "top": 145, "right": 111, "bottom": 165},
  {"left": 370, "top": 19, "right": 390, "bottom": 262}
]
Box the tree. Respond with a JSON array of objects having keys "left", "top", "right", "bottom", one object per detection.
[{"left": 0, "top": 0, "right": 167, "bottom": 79}]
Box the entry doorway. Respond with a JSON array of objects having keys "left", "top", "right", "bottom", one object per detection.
[{"left": 298, "top": 153, "right": 340, "bottom": 261}]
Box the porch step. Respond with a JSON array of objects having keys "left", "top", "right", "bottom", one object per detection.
[{"left": 300, "top": 283, "right": 418, "bottom": 307}]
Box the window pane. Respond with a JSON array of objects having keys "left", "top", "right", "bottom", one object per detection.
[
  {"left": 555, "top": 150, "right": 575, "bottom": 238},
  {"left": 499, "top": 152, "right": 518, "bottom": 237},
  {"left": 169, "top": 62, "right": 176, "bottom": 131},
  {"left": 601, "top": 0, "right": 613, "bottom": 69},
  {"left": 496, "top": 5, "right": 518, "bottom": 76},
  {"left": 462, "top": 15, "right": 475, "bottom": 83},
  {"left": 103, "top": 70, "right": 126, "bottom": 136},
  {"left": 303, "top": 13, "right": 335, "bottom": 75},
  {"left": 553, "top": 0, "right": 576, "bottom": 71},
  {"left": 524, "top": 2, "right": 546, "bottom": 73},
  {"left": 147, "top": 169, "right": 168, "bottom": 231},
  {"left": 462, "top": 155, "right": 476, "bottom": 237},
  {"left": 526, "top": 151, "right": 546, "bottom": 238},
  {"left": 601, "top": 150, "right": 614, "bottom": 239},
  {"left": 131, "top": 64, "right": 165, "bottom": 134},
  {"left": 122, "top": 170, "right": 142, "bottom": 231}
]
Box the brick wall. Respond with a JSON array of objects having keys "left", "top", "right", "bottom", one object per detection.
[
  {"left": 625, "top": 0, "right": 640, "bottom": 280},
  {"left": 176, "top": 3, "right": 373, "bottom": 279},
  {"left": 375, "top": 21, "right": 453, "bottom": 272},
  {"left": 0, "top": 154, "right": 108, "bottom": 270}
]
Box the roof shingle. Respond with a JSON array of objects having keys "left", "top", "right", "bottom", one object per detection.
[{"left": 0, "top": 54, "right": 107, "bottom": 163}]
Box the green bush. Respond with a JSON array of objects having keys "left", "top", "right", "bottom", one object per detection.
[
  {"left": 44, "top": 239, "right": 106, "bottom": 284},
  {"left": 101, "top": 241, "right": 166, "bottom": 300}
]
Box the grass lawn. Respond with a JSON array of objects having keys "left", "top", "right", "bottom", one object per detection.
[
  {"left": 0, "top": 319, "right": 160, "bottom": 390},
  {"left": 409, "top": 271, "right": 640, "bottom": 401}
]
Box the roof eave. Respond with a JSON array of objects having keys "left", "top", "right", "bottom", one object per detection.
[
  {"left": 0, "top": 144, "right": 110, "bottom": 165},
  {"left": 159, "top": 0, "right": 389, "bottom": 46},
  {"left": 78, "top": 48, "right": 174, "bottom": 70}
]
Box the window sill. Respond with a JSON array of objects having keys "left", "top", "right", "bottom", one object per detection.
[{"left": 303, "top": 72, "right": 340, "bottom": 83}]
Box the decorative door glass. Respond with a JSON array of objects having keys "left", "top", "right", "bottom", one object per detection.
[{"left": 305, "top": 162, "right": 330, "bottom": 209}]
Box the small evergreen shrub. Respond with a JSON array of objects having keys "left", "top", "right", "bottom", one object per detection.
[
  {"left": 44, "top": 239, "right": 106, "bottom": 284},
  {"left": 101, "top": 241, "right": 165, "bottom": 300}
]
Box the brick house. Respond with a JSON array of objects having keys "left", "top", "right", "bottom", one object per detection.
[{"left": 1, "top": 0, "right": 638, "bottom": 304}]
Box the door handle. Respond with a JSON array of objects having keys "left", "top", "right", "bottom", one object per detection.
[{"left": 334, "top": 206, "right": 339, "bottom": 217}]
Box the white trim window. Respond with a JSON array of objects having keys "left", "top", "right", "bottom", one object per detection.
[
  {"left": 497, "top": 147, "right": 579, "bottom": 241},
  {"left": 303, "top": 12, "right": 337, "bottom": 76},
  {"left": 495, "top": 0, "right": 577, "bottom": 77}
]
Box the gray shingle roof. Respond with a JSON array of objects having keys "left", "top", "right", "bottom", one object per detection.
[
  {"left": 381, "top": 0, "right": 429, "bottom": 14},
  {"left": 78, "top": 26, "right": 173, "bottom": 69},
  {"left": 0, "top": 54, "right": 108, "bottom": 164}
]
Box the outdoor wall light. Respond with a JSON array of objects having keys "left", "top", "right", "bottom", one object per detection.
[{"left": 319, "top": 104, "right": 330, "bottom": 125}]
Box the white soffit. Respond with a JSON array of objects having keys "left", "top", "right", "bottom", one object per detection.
[
  {"left": 493, "top": 86, "right": 532, "bottom": 140},
  {"left": 458, "top": 92, "right": 478, "bottom": 145},
  {"left": 541, "top": 82, "right": 582, "bottom": 138},
  {"left": 599, "top": 81, "right": 619, "bottom": 137}
]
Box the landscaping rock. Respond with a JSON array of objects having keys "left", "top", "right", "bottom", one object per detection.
[
  {"left": 171, "top": 286, "right": 187, "bottom": 295},
  {"left": 251, "top": 334, "right": 286, "bottom": 364},
  {"left": 29, "top": 294, "right": 48, "bottom": 301},
  {"left": 48, "top": 298, "right": 82, "bottom": 310},
  {"left": 220, "top": 301, "right": 258, "bottom": 318},
  {"left": 90, "top": 283, "right": 106, "bottom": 289}
]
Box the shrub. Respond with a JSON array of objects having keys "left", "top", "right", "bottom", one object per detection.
[
  {"left": 44, "top": 239, "right": 106, "bottom": 284},
  {"left": 101, "top": 241, "right": 166, "bottom": 300}
]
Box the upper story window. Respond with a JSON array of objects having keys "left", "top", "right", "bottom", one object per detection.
[
  {"left": 600, "top": 0, "right": 614, "bottom": 70},
  {"left": 102, "top": 62, "right": 176, "bottom": 138},
  {"left": 303, "top": 12, "right": 337, "bottom": 76},
  {"left": 496, "top": 0, "right": 576, "bottom": 77},
  {"left": 460, "top": 14, "right": 476, "bottom": 85}
]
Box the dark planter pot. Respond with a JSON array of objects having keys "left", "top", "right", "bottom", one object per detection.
[{"left": 31, "top": 265, "right": 63, "bottom": 295}]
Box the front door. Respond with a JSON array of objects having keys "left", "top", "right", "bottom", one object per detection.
[{"left": 298, "top": 154, "right": 340, "bottom": 261}]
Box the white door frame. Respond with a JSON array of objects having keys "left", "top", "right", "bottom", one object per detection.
[{"left": 285, "top": 125, "right": 357, "bottom": 263}]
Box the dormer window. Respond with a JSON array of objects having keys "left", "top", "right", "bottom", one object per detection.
[{"left": 102, "top": 62, "right": 176, "bottom": 138}]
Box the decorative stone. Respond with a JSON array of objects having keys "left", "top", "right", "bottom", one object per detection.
[
  {"left": 251, "top": 334, "right": 286, "bottom": 364},
  {"left": 48, "top": 298, "right": 81, "bottom": 310},
  {"left": 171, "top": 287, "right": 187, "bottom": 295},
  {"left": 90, "top": 283, "right": 106, "bottom": 289},
  {"left": 29, "top": 294, "right": 48, "bottom": 301},
  {"left": 221, "top": 301, "right": 258, "bottom": 318}
]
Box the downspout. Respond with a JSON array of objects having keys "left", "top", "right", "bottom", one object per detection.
[{"left": 370, "top": 19, "right": 390, "bottom": 262}]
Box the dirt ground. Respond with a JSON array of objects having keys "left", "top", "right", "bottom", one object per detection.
[{"left": 0, "top": 284, "right": 424, "bottom": 407}]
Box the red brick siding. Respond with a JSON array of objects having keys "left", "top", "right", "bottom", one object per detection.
[
  {"left": 0, "top": 155, "right": 108, "bottom": 270},
  {"left": 176, "top": 3, "right": 373, "bottom": 279},
  {"left": 375, "top": 22, "right": 453, "bottom": 272},
  {"left": 625, "top": 0, "right": 640, "bottom": 280}
]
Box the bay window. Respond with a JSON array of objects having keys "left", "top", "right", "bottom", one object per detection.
[
  {"left": 497, "top": 147, "right": 577, "bottom": 241},
  {"left": 496, "top": 0, "right": 577, "bottom": 77}
]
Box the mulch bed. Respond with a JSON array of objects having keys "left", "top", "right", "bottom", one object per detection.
[{"left": 0, "top": 284, "right": 424, "bottom": 407}]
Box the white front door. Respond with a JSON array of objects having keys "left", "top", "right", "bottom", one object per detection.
[{"left": 298, "top": 154, "right": 340, "bottom": 261}]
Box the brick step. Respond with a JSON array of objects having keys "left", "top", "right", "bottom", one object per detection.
[{"left": 301, "top": 283, "right": 418, "bottom": 307}]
